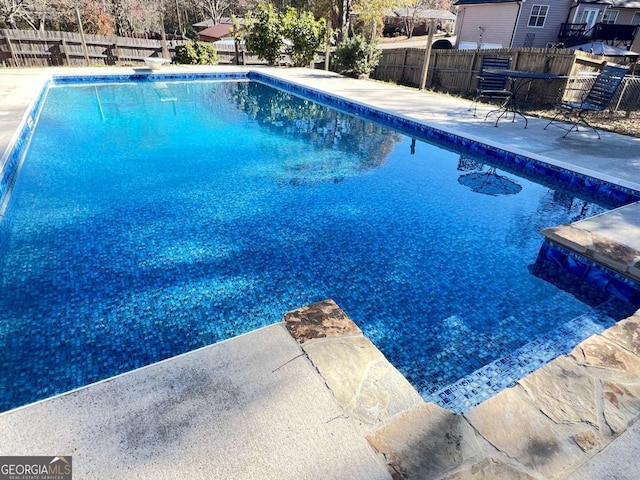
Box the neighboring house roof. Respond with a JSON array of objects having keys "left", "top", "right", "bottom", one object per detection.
[
  {"left": 198, "top": 23, "right": 235, "bottom": 41},
  {"left": 455, "top": 0, "right": 640, "bottom": 5},
  {"left": 608, "top": 0, "right": 640, "bottom": 7},
  {"left": 576, "top": 0, "right": 613, "bottom": 4},
  {"left": 454, "top": 0, "right": 518, "bottom": 5},
  {"left": 392, "top": 8, "right": 457, "bottom": 20},
  {"left": 193, "top": 17, "right": 242, "bottom": 28},
  {"left": 193, "top": 19, "right": 216, "bottom": 28}
]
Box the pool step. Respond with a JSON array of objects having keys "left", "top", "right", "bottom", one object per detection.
[
  {"left": 542, "top": 201, "right": 640, "bottom": 285},
  {"left": 424, "top": 310, "right": 615, "bottom": 413}
]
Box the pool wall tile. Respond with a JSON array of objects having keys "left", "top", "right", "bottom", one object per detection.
[
  {"left": 534, "top": 240, "right": 640, "bottom": 307},
  {"left": 51, "top": 71, "right": 249, "bottom": 85},
  {"left": 0, "top": 78, "right": 49, "bottom": 216}
]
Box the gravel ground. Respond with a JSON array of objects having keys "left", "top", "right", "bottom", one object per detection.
[{"left": 523, "top": 109, "right": 640, "bottom": 139}]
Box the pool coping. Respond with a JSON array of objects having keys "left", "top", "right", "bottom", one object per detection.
[{"left": 283, "top": 300, "right": 640, "bottom": 480}]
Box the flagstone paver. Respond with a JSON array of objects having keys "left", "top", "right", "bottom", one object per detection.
[
  {"left": 286, "top": 300, "right": 640, "bottom": 480},
  {"left": 518, "top": 356, "right": 598, "bottom": 426},
  {"left": 366, "top": 403, "right": 483, "bottom": 480},
  {"left": 283, "top": 302, "right": 422, "bottom": 430}
]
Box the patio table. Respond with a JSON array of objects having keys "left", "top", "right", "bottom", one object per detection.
[{"left": 482, "top": 69, "right": 560, "bottom": 128}]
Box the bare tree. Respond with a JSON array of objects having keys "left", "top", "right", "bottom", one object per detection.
[
  {"left": 24, "top": 0, "right": 51, "bottom": 30},
  {"left": 110, "top": 0, "right": 158, "bottom": 34},
  {"left": 200, "top": 0, "right": 229, "bottom": 23},
  {"left": 0, "top": 0, "right": 35, "bottom": 28},
  {"left": 191, "top": 0, "right": 256, "bottom": 24},
  {"left": 400, "top": 0, "right": 445, "bottom": 39},
  {"left": 0, "top": 0, "right": 104, "bottom": 32},
  {"left": 228, "top": 0, "right": 259, "bottom": 16}
]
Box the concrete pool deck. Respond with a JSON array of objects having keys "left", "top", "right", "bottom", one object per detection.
[{"left": 1, "top": 66, "right": 640, "bottom": 479}]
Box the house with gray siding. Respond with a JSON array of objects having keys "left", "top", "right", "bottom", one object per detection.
[
  {"left": 454, "top": 0, "right": 640, "bottom": 51},
  {"left": 512, "top": 1, "right": 575, "bottom": 47}
]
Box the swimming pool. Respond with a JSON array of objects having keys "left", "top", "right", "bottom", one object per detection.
[{"left": 1, "top": 72, "right": 639, "bottom": 413}]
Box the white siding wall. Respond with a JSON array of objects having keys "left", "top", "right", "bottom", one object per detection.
[
  {"left": 454, "top": 4, "right": 519, "bottom": 48},
  {"left": 454, "top": 2, "right": 640, "bottom": 51},
  {"left": 511, "top": 0, "right": 574, "bottom": 47}
]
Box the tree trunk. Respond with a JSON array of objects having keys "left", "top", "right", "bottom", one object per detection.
[
  {"left": 159, "top": 6, "right": 170, "bottom": 59},
  {"left": 174, "top": 0, "right": 183, "bottom": 35},
  {"left": 337, "top": 0, "right": 351, "bottom": 41}
]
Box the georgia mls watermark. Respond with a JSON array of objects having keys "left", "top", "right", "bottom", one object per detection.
[{"left": 0, "top": 456, "right": 72, "bottom": 480}]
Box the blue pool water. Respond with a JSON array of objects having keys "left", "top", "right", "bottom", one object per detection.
[{"left": 0, "top": 78, "right": 637, "bottom": 413}]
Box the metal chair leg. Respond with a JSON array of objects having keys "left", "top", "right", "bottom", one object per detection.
[{"left": 570, "top": 111, "right": 601, "bottom": 139}]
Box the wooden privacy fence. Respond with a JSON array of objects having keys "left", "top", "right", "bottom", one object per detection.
[
  {"left": 0, "top": 29, "right": 181, "bottom": 66},
  {"left": 373, "top": 47, "right": 638, "bottom": 107},
  {"left": 0, "top": 29, "right": 266, "bottom": 67},
  {"left": 210, "top": 41, "right": 267, "bottom": 66}
]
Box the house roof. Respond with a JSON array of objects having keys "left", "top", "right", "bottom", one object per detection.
[
  {"left": 454, "top": 0, "right": 640, "bottom": 5},
  {"left": 193, "top": 19, "right": 215, "bottom": 28},
  {"left": 607, "top": 0, "right": 640, "bottom": 7},
  {"left": 392, "top": 8, "right": 457, "bottom": 20},
  {"left": 193, "top": 17, "right": 243, "bottom": 28},
  {"left": 198, "top": 23, "right": 234, "bottom": 41},
  {"left": 454, "top": 0, "right": 518, "bottom": 5}
]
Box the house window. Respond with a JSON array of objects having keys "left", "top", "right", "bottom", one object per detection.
[
  {"left": 602, "top": 10, "right": 619, "bottom": 24},
  {"left": 632, "top": 12, "right": 640, "bottom": 26},
  {"left": 528, "top": 5, "right": 549, "bottom": 28}
]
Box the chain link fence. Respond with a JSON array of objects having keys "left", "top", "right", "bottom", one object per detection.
[{"left": 562, "top": 74, "right": 640, "bottom": 113}]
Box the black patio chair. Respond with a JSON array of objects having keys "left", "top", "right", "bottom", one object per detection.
[
  {"left": 470, "top": 57, "right": 512, "bottom": 116},
  {"left": 544, "top": 64, "right": 630, "bottom": 139}
]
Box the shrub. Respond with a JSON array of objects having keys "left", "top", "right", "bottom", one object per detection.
[
  {"left": 173, "top": 41, "right": 218, "bottom": 65},
  {"left": 184, "top": 27, "right": 199, "bottom": 41},
  {"left": 245, "top": 5, "right": 327, "bottom": 67},
  {"left": 244, "top": 4, "right": 283, "bottom": 66},
  {"left": 332, "top": 35, "right": 381, "bottom": 78},
  {"left": 283, "top": 8, "right": 326, "bottom": 67}
]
